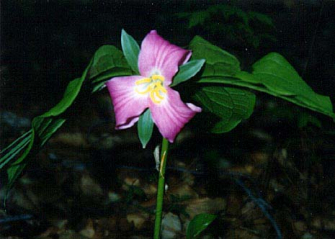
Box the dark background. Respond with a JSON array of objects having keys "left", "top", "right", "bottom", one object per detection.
[{"left": 1, "top": 0, "right": 334, "bottom": 113}]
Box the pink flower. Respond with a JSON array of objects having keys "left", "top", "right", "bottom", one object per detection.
[{"left": 106, "top": 30, "right": 201, "bottom": 143}]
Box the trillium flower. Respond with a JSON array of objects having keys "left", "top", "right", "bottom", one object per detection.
[{"left": 106, "top": 30, "right": 201, "bottom": 143}]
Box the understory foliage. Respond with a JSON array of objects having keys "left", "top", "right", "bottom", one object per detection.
[{"left": 177, "top": 4, "right": 276, "bottom": 48}]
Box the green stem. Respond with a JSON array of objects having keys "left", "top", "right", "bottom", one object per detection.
[{"left": 153, "top": 137, "right": 169, "bottom": 239}]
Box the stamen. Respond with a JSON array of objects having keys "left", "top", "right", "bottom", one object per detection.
[
  {"left": 135, "top": 85, "right": 153, "bottom": 94},
  {"left": 150, "top": 90, "right": 161, "bottom": 104},
  {"left": 135, "top": 78, "right": 152, "bottom": 85},
  {"left": 135, "top": 74, "right": 167, "bottom": 104},
  {"left": 159, "top": 87, "right": 167, "bottom": 93},
  {"left": 151, "top": 75, "right": 165, "bottom": 81},
  {"left": 155, "top": 91, "right": 164, "bottom": 100}
]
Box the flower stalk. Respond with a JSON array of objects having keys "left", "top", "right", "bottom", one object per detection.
[{"left": 153, "top": 137, "right": 169, "bottom": 239}]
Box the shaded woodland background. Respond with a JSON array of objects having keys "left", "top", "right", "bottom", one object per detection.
[{"left": 1, "top": 0, "right": 335, "bottom": 238}]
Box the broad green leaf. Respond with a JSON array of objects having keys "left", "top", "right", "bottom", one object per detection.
[
  {"left": 90, "top": 45, "right": 132, "bottom": 92},
  {"left": 121, "top": 29, "right": 140, "bottom": 74},
  {"left": 199, "top": 76, "right": 335, "bottom": 120},
  {"left": 171, "top": 59, "right": 205, "bottom": 87},
  {"left": 186, "top": 214, "right": 217, "bottom": 239},
  {"left": 89, "top": 45, "right": 132, "bottom": 79},
  {"left": 234, "top": 71, "right": 260, "bottom": 84},
  {"left": 189, "top": 36, "right": 240, "bottom": 77},
  {"left": 195, "top": 86, "right": 255, "bottom": 133},
  {"left": 252, "top": 53, "right": 333, "bottom": 114},
  {"left": 193, "top": 38, "right": 334, "bottom": 120},
  {"left": 137, "top": 109, "right": 154, "bottom": 148},
  {"left": 91, "top": 67, "right": 132, "bottom": 85}
]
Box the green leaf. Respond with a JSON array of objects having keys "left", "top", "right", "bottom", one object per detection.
[
  {"left": 40, "top": 59, "right": 93, "bottom": 119},
  {"left": 38, "top": 118, "right": 67, "bottom": 146},
  {"left": 40, "top": 79, "right": 83, "bottom": 117},
  {"left": 235, "top": 71, "right": 260, "bottom": 84},
  {"left": 89, "top": 45, "right": 132, "bottom": 80},
  {"left": 0, "top": 133, "right": 32, "bottom": 169},
  {"left": 195, "top": 86, "right": 255, "bottom": 133},
  {"left": 90, "top": 45, "right": 132, "bottom": 92},
  {"left": 91, "top": 67, "right": 132, "bottom": 93},
  {"left": 2, "top": 43, "right": 133, "bottom": 198},
  {"left": 91, "top": 67, "right": 132, "bottom": 85},
  {"left": 252, "top": 53, "right": 333, "bottom": 113},
  {"left": 2, "top": 42, "right": 136, "bottom": 203},
  {"left": 199, "top": 75, "right": 335, "bottom": 120},
  {"left": 186, "top": 214, "right": 217, "bottom": 239},
  {"left": 0, "top": 130, "right": 32, "bottom": 154},
  {"left": 189, "top": 36, "right": 240, "bottom": 77},
  {"left": 5, "top": 129, "right": 36, "bottom": 201},
  {"left": 137, "top": 109, "right": 154, "bottom": 148},
  {"left": 3, "top": 59, "right": 93, "bottom": 201},
  {"left": 171, "top": 59, "right": 205, "bottom": 87},
  {"left": 194, "top": 38, "right": 334, "bottom": 120},
  {"left": 121, "top": 29, "right": 140, "bottom": 74}
]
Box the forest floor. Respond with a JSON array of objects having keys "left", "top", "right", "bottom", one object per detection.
[{"left": 1, "top": 91, "right": 335, "bottom": 239}]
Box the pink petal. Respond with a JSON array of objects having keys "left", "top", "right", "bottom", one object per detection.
[
  {"left": 138, "top": 30, "right": 191, "bottom": 85},
  {"left": 149, "top": 87, "right": 201, "bottom": 143},
  {"left": 106, "top": 76, "right": 149, "bottom": 130}
]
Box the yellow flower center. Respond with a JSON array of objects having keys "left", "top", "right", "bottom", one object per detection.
[{"left": 135, "top": 74, "right": 167, "bottom": 104}]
